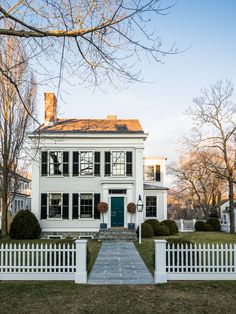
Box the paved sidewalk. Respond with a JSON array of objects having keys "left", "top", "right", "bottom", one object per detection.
[{"left": 88, "top": 242, "right": 154, "bottom": 285}]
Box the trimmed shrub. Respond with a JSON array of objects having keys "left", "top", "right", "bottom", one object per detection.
[
  {"left": 136, "top": 223, "right": 153, "bottom": 238},
  {"left": 145, "top": 219, "right": 160, "bottom": 236},
  {"left": 206, "top": 217, "right": 221, "bottom": 231},
  {"left": 194, "top": 220, "right": 206, "bottom": 231},
  {"left": 9, "top": 210, "right": 41, "bottom": 239},
  {"left": 205, "top": 223, "right": 214, "bottom": 232},
  {"left": 156, "top": 223, "right": 170, "bottom": 236},
  {"left": 161, "top": 220, "right": 178, "bottom": 235}
]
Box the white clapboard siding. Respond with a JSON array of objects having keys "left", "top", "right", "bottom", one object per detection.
[
  {"left": 0, "top": 240, "right": 87, "bottom": 283},
  {"left": 154, "top": 240, "right": 236, "bottom": 283}
]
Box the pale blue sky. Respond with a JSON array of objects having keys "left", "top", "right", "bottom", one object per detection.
[{"left": 37, "top": 0, "right": 236, "bottom": 163}]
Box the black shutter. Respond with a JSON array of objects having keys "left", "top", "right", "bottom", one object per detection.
[
  {"left": 41, "top": 151, "right": 48, "bottom": 176},
  {"left": 105, "top": 152, "right": 111, "bottom": 176},
  {"left": 72, "top": 193, "right": 79, "bottom": 219},
  {"left": 62, "top": 193, "right": 69, "bottom": 219},
  {"left": 94, "top": 193, "right": 101, "bottom": 219},
  {"left": 155, "top": 165, "right": 161, "bottom": 182},
  {"left": 73, "top": 152, "right": 79, "bottom": 176},
  {"left": 94, "top": 152, "right": 100, "bottom": 176},
  {"left": 63, "top": 152, "right": 69, "bottom": 176},
  {"left": 41, "top": 193, "right": 47, "bottom": 219},
  {"left": 126, "top": 151, "right": 132, "bottom": 176}
]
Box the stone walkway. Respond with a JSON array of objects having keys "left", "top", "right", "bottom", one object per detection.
[{"left": 88, "top": 242, "right": 154, "bottom": 285}]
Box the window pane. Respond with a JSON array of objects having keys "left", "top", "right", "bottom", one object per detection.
[
  {"left": 80, "top": 152, "right": 93, "bottom": 175},
  {"left": 144, "top": 165, "right": 155, "bottom": 181},
  {"left": 112, "top": 152, "right": 125, "bottom": 176},
  {"left": 49, "top": 152, "right": 62, "bottom": 175},
  {"left": 80, "top": 194, "right": 93, "bottom": 218},
  {"left": 49, "top": 194, "right": 61, "bottom": 218},
  {"left": 146, "top": 196, "right": 157, "bottom": 217}
]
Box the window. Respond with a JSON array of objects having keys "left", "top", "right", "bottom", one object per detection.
[
  {"left": 80, "top": 194, "right": 93, "bottom": 218},
  {"left": 109, "top": 189, "right": 126, "bottom": 194},
  {"left": 146, "top": 196, "right": 157, "bottom": 217},
  {"left": 144, "top": 165, "right": 161, "bottom": 182},
  {"left": 73, "top": 193, "right": 101, "bottom": 219},
  {"left": 80, "top": 152, "right": 93, "bottom": 176},
  {"left": 49, "top": 152, "right": 62, "bottom": 175},
  {"left": 49, "top": 193, "right": 62, "bottom": 218},
  {"left": 112, "top": 151, "right": 125, "bottom": 176},
  {"left": 21, "top": 200, "right": 24, "bottom": 209}
]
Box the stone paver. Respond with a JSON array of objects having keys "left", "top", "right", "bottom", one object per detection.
[{"left": 88, "top": 242, "right": 154, "bottom": 285}]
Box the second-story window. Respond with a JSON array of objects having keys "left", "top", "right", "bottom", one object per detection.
[
  {"left": 80, "top": 151, "right": 93, "bottom": 176},
  {"left": 144, "top": 165, "right": 161, "bottom": 182},
  {"left": 112, "top": 151, "right": 125, "bottom": 176},
  {"left": 49, "top": 152, "right": 62, "bottom": 175},
  {"left": 41, "top": 151, "right": 69, "bottom": 176}
]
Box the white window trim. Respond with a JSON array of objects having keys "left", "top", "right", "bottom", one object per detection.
[
  {"left": 73, "top": 192, "right": 97, "bottom": 220},
  {"left": 79, "top": 151, "right": 95, "bottom": 177},
  {"left": 110, "top": 150, "right": 127, "bottom": 177},
  {"left": 144, "top": 195, "right": 158, "bottom": 218},
  {"left": 42, "top": 150, "right": 67, "bottom": 178},
  {"left": 144, "top": 164, "right": 161, "bottom": 182},
  {"left": 47, "top": 192, "right": 64, "bottom": 220}
]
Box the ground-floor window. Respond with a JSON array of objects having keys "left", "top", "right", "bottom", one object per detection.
[
  {"left": 72, "top": 193, "right": 101, "bottom": 219},
  {"left": 49, "top": 193, "right": 62, "bottom": 218},
  {"left": 146, "top": 196, "right": 157, "bottom": 217},
  {"left": 41, "top": 193, "right": 69, "bottom": 219}
]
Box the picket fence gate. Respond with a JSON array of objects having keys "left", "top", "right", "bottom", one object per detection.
[
  {"left": 0, "top": 240, "right": 87, "bottom": 283},
  {"left": 154, "top": 240, "right": 236, "bottom": 283}
]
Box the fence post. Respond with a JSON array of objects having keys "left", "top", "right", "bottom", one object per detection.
[
  {"left": 154, "top": 240, "right": 167, "bottom": 284},
  {"left": 193, "top": 219, "right": 196, "bottom": 230},
  {"left": 180, "top": 219, "right": 184, "bottom": 232},
  {"left": 75, "top": 240, "right": 87, "bottom": 284}
]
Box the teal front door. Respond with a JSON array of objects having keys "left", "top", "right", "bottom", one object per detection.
[{"left": 111, "top": 197, "right": 124, "bottom": 227}]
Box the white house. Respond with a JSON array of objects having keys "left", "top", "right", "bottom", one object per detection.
[
  {"left": 220, "top": 200, "right": 236, "bottom": 233},
  {"left": 29, "top": 93, "right": 168, "bottom": 237}
]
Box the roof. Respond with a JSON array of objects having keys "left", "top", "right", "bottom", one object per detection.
[
  {"left": 32, "top": 119, "right": 144, "bottom": 134},
  {"left": 144, "top": 183, "right": 169, "bottom": 191}
]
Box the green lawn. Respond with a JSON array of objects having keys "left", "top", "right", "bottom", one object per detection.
[
  {"left": 135, "top": 232, "right": 236, "bottom": 273},
  {"left": 0, "top": 237, "right": 101, "bottom": 273},
  {"left": 0, "top": 281, "right": 236, "bottom": 314}
]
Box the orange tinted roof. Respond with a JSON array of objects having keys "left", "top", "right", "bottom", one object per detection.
[{"left": 34, "top": 119, "right": 144, "bottom": 134}]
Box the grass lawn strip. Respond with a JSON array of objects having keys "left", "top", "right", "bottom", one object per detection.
[{"left": 0, "top": 281, "right": 236, "bottom": 314}]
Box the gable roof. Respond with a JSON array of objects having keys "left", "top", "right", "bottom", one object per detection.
[{"left": 32, "top": 118, "right": 144, "bottom": 134}]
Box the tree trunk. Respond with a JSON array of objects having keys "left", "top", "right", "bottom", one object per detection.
[
  {"left": 228, "top": 178, "right": 235, "bottom": 233},
  {"left": 1, "top": 168, "right": 8, "bottom": 237}
]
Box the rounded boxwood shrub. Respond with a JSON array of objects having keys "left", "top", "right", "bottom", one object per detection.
[
  {"left": 206, "top": 217, "right": 221, "bottom": 231},
  {"left": 156, "top": 223, "right": 170, "bottom": 236},
  {"left": 194, "top": 220, "right": 206, "bottom": 231},
  {"left": 9, "top": 210, "right": 41, "bottom": 239},
  {"left": 136, "top": 223, "right": 153, "bottom": 238},
  {"left": 205, "top": 223, "right": 214, "bottom": 232},
  {"left": 161, "top": 220, "right": 178, "bottom": 235},
  {"left": 145, "top": 219, "right": 160, "bottom": 236}
]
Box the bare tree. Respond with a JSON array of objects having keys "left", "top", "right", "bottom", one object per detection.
[
  {"left": 169, "top": 151, "right": 223, "bottom": 218},
  {"left": 186, "top": 80, "right": 236, "bottom": 233},
  {"left": 0, "top": 36, "right": 36, "bottom": 237},
  {"left": 0, "top": 1, "right": 176, "bottom": 91}
]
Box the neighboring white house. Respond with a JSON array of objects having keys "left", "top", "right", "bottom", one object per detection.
[
  {"left": 29, "top": 93, "right": 168, "bottom": 237},
  {"left": 220, "top": 200, "right": 236, "bottom": 233},
  {"left": 0, "top": 167, "right": 31, "bottom": 216}
]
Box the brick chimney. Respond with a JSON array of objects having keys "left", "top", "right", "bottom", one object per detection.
[
  {"left": 44, "top": 92, "right": 57, "bottom": 126},
  {"left": 107, "top": 114, "right": 117, "bottom": 120}
]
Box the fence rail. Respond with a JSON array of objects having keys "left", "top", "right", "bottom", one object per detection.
[
  {"left": 0, "top": 240, "right": 87, "bottom": 283},
  {"left": 154, "top": 240, "right": 236, "bottom": 283},
  {"left": 175, "top": 219, "right": 197, "bottom": 232}
]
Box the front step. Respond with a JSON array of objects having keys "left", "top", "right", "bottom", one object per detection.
[{"left": 98, "top": 228, "right": 137, "bottom": 241}]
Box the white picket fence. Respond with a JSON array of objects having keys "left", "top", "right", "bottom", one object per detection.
[
  {"left": 154, "top": 240, "right": 236, "bottom": 283},
  {"left": 0, "top": 240, "right": 87, "bottom": 283}
]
